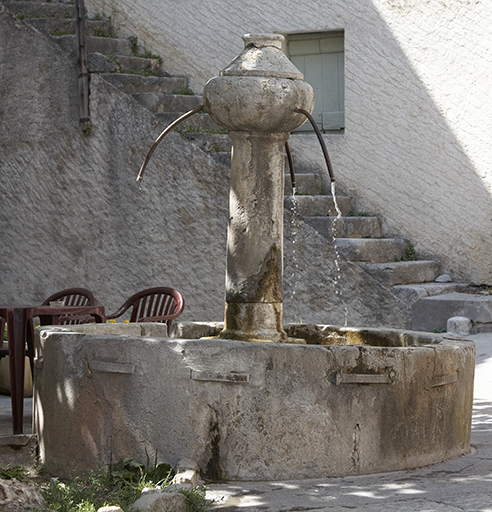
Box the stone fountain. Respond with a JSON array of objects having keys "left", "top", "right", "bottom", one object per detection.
[{"left": 33, "top": 34, "right": 475, "bottom": 481}]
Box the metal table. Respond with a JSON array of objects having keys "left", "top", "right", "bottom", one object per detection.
[{"left": 0, "top": 304, "right": 105, "bottom": 434}]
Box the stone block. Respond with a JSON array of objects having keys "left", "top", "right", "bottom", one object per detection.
[
  {"left": 130, "top": 488, "right": 187, "bottom": 512},
  {"left": 412, "top": 292, "right": 492, "bottom": 333},
  {"left": 88, "top": 52, "right": 118, "bottom": 73},
  {"left": 447, "top": 316, "right": 473, "bottom": 335},
  {"left": 335, "top": 238, "right": 407, "bottom": 263},
  {"left": 304, "top": 216, "right": 382, "bottom": 240},
  {"left": 359, "top": 260, "right": 440, "bottom": 286}
]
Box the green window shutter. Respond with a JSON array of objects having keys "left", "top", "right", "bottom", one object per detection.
[{"left": 288, "top": 32, "right": 344, "bottom": 132}]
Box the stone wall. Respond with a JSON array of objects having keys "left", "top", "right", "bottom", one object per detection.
[
  {"left": 84, "top": 0, "right": 492, "bottom": 284},
  {"left": 0, "top": 7, "right": 228, "bottom": 320}
]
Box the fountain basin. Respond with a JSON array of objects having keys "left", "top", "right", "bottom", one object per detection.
[{"left": 34, "top": 322, "right": 474, "bottom": 480}]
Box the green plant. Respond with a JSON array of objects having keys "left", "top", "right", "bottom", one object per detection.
[
  {"left": 395, "top": 242, "right": 419, "bottom": 262},
  {"left": 173, "top": 87, "right": 195, "bottom": 95},
  {"left": 16, "top": 12, "right": 25, "bottom": 20},
  {"left": 103, "top": 51, "right": 116, "bottom": 59},
  {"left": 403, "top": 242, "right": 418, "bottom": 261},
  {"left": 94, "top": 25, "right": 117, "bottom": 38},
  {"left": 0, "top": 464, "right": 29, "bottom": 481},
  {"left": 129, "top": 35, "right": 139, "bottom": 54},
  {"left": 138, "top": 50, "right": 162, "bottom": 65},
  {"left": 40, "top": 456, "right": 175, "bottom": 512},
  {"left": 83, "top": 122, "right": 93, "bottom": 136},
  {"left": 179, "top": 486, "right": 214, "bottom": 512}
]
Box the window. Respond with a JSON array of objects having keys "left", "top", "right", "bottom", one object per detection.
[{"left": 288, "top": 31, "right": 345, "bottom": 132}]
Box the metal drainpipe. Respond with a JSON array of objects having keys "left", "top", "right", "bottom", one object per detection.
[{"left": 75, "top": 0, "right": 90, "bottom": 133}]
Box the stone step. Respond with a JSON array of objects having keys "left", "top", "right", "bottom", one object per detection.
[
  {"left": 358, "top": 260, "right": 441, "bottom": 286},
  {"left": 335, "top": 238, "right": 407, "bottom": 263},
  {"left": 284, "top": 173, "right": 325, "bottom": 196},
  {"left": 25, "top": 17, "right": 110, "bottom": 36},
  {"left": 284, "top": 195, "right": 352, "bottom": 217},
  {"left": 88, "top": 53, "right": 167, "bottom": 76},
  {"left": 100, "top": 73, "right": 189, "bottom": 94},
  {"left": 53, "top": 35, "right": 132, "bottom": 56},
  {"left": 304, "top": 216, "right": 382, "bottom": 239},
  {"left": 182, "top": 133, "right": 231, "bottom": 153},
  {"left": 130, "top": 92, "right": 203, "bottom": 113},
  {"left": 154, "top": 112, "right": 223, "bottom": 132},
  {"left": 4, "top": 1, "right": 74, "bottom": 18},
  {"left": 391, "top": 282, "right": 468, "bottom": 302},
  {"left": 410, "top": 291, "right": 492, "bottom": 333}
]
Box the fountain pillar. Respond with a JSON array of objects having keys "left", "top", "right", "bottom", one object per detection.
[{"left": 203, "top": 34, "right": 315, "bottom": 342}]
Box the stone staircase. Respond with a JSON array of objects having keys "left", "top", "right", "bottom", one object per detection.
[
  {"left": 6, "top": 0, "right": 488, "bottom": 332},
  {"left": 281, "top": 171, "right": 468, "bottom": 318}
]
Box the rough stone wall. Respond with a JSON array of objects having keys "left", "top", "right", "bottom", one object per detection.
[
  {"left": 0, "top": 8, "right": 229, "bottom": 319},
  {"left": 85, "top": 0, "right": 492, "bottom": 284}
]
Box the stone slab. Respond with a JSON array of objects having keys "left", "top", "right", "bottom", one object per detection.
[
  {"left": 304, "top": 216, "right": 382, "bottom": 239},
  {"left": 284, "top": 195, "right": 352, "bottom": 216},
  {"left": 335, "top": 238, "right": 407, "bottom": 263},
  {"left": 412, "top": 292, "right": 492, "bottom": 333},
  {"left": 358, "top": 260, "right": 440, "bottom": 286},
  {"left": 130, "top": 92, "right": 202, "bottom": 113}
]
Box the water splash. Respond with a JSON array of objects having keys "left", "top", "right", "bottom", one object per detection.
[{"left": 330, "top": 181, "right": 349, "bottom": 327}]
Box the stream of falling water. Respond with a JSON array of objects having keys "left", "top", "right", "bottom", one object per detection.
[
  {"left": 290, "top": 186, "right": 300, "bottom": 297},
  {"left": 330, "top": 181, "right": 349, "bottom": 327}
]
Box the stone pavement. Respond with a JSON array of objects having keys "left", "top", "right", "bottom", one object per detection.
[{"left": 206, "top": 333, "right": 492, "bottom": 511}]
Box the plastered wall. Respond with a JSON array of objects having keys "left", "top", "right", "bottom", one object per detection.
[{"left": 85, "top": 0, "right": 492, "bottom": 284}]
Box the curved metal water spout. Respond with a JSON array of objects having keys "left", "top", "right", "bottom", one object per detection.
[
  {"left": 285, "top": 141, "right": 296, "bottom": 190},
  {"left": 136, "top": 104, "right": 204, "bottom": 182},
  {"left": 294, "top": 107, "right": 335, "bottom": 182}
]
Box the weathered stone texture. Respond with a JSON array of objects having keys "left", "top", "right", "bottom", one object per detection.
[
  {"left": 35, "top": 325, "right": 475, "bottom": 480},
  {"left": 0, "top": 8, "right": 228, "bottom": 320},
  {"left": 84, "top": 0, "right": 492, "bottom": 284},
  {"left": 0, "top": 478, "right": 45, "bottom": 512}
]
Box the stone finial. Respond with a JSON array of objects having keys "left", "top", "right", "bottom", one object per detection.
[{"left": 219, "top": 33, "right": 304, "bottom": 80}]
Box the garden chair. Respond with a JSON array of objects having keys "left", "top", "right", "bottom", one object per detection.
[
  {"left": 39, "top": 287, "right": 98, "bottom": 326},
  {"left": 106, "top": 287, "right": 185, "bottom": 330},
  {"left": 27, "top": 288, "right": 99, "bottom": 373}
]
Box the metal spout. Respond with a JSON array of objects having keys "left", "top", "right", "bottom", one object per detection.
[
  {"left": 294, "top": 108, "right": 335, "bottom": 182},
  {"left": 137, "top": 105, "right": 204, "bottom": 182}
]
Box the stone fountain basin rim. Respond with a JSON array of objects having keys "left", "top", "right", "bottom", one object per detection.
[{"left": 37, "top": 321, "right": 476, "bottom": 350}]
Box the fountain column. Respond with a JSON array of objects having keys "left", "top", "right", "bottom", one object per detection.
[{"left": 204, "top": 34, "right": 314, "bottom": 342}]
